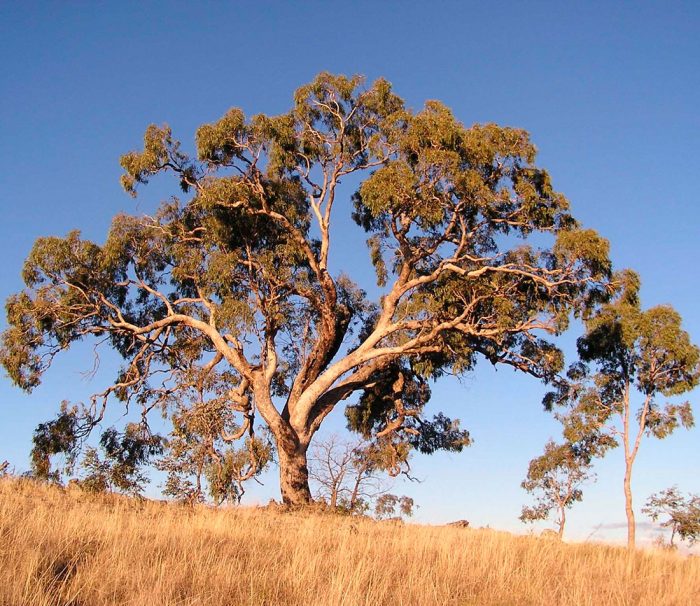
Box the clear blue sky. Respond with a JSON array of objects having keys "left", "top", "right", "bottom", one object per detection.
[{"left": 1, "top": 1, "right": 699, "bottom": 546}]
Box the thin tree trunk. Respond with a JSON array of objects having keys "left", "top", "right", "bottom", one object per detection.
[
  {"left": 622, "top": 386, "right": 650, "bottom": 552},
  {"left": 348, "top": 460, "right": 369, "bottom": 512},
  {"left": 622, "top": 380, "right": 636, "bottom": 551},
  {"left": 558, "top": 506, "right": 566, "bottom": 540},
  {"left": 277, "top": 443, "right": 312, "bottom": 506},
  {"left": 349, "top": 475, "right": 362, "bottom": 511},
  {"left": 624, "top": 459, "right": 635, "bottom": 550}
]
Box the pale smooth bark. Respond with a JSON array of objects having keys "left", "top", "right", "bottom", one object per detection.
[{"left": 621, "top": 382, "right": 651, "bottom": 550}]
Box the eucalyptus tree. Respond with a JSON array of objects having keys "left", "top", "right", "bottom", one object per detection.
[
  {"left": 547, "top": 273, "right": 699, "bottom": 549},
  {"left": 642, "top": 487, "right": 700, "bottom": 548},
  {"left": 519, "top": 439, "right": 599, "bottom": 539},
  {"left": 204, "top": 437, "right": 274, "bottom": 505},
  {"left": 1, "top": 73, "right": 612, "bottom": 505}
]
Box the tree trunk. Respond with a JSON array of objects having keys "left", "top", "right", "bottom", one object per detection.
[
  {"left": 348, "top": 460, "right": 369, "bottom": 512},
  {"left": 670, "top": 524, "right": 677, "bottom": 549},
  {"left": 558, "top": 507, "right": 566, "bottom": 540},
  {"left": 277, "top": 443, "right": 312, "bottom": 506},
  {"left": 624, "top": 460, "right": 635, "bottom": 550}
]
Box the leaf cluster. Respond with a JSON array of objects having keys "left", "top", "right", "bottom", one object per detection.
[
  {"left": 79, "top": 423, "right": 164, "bottom": 496},
  {"left": 29, "top": 402, "right": 83, "bottom": 482},
  {"left": 345, "top": 362, "right": 470, "bottom": 472}
]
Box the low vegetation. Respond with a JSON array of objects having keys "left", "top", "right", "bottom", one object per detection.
[{"left": 1, "top": 478, "right": 698, "bottom": 606}]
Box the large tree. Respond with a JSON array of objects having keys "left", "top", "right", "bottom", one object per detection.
[{"left": 1, "top": 73, "right": 612, "bottom": 505}]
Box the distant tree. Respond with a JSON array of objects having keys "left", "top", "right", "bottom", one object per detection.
[
  {"left": 309, "top": 435, "right": 365, "bottom": 511},
  {"left": 642, "top": 487, "right": 700, "bottom": 549},
  {"left": 374, "top": 493, "right": 415, "bottom": 520},
  {"left": 546, "top": 273, "right": 700, "bottom": 549},
  {"left": 79, "top": 423, "right": 164, "bottom": 496},
  {"left": 519, "top": 439, "right": 599, "bottom": 539},
  {"left": 309, "top": 434, "right": 415, "bottom": 516},
  {"left": 1, "top": 72, "right": 613, "bottom": 505}
]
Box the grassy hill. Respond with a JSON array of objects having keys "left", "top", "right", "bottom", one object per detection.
[{"left": 1, "top": 477, "right": 698, "bottom": 605}]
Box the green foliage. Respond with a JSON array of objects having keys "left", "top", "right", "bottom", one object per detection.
[
  {"left": 30, "top": 402, "right": 81, "bottom": 482},
  {"left": 120, "top": 124, "right": 196, "bottom": 196},
  {"left": 158, "top": 397, "right": 274, "bottom": 505},
  {"left": 1, "top": 72, "right": 617, "bottom": 503},
  {"left": 642, "top": 487, "right": 700, "bottom": 547},
  {"left": 520, "top": 439, "right": 597, "bottom": 536},
  {"left": 547, "top": 275, "right": 699, "bottom": 443},
  {"left": 374, "top": 494, "right": 415, "bottom": 520},
  {"left": 205, "top": 436, "right": 274, "bottom": 505},
  {"left": 345, "top": 363, "right": 471, "bottom": 472},
  {"left": 79, "top": 424, "right": 164, "bottom": 496}
]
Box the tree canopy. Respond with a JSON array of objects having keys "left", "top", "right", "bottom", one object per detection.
[{"left": 1, "top": 73, "right": 613, "bottom": 504}]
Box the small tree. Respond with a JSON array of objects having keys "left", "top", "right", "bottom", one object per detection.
[
  {"left": 79, "top": 423, "right": 164, "bottom": 496},
  {"left": 519, "top": 439, "right": 597, "bottom": 539},
  {"left": 642, "top": 487, "right": 700, "bottom": 549},
  {"left": 205, "top": 436, "right": 274, "bottom": 505},
  {"left": 547, "top": 273, "right": 700, "bottom": 549},
  {"left": 309, "top": 434, "right": 414, "bottom": 516}
]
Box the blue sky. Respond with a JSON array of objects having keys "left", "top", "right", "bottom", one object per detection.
[{"left": 1, "top": 1, "right": 699, "bottom": 546}]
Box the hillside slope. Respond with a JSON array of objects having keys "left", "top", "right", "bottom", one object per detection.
[{"left": 1, "top": 478, "right": 698, "bottom": 605}]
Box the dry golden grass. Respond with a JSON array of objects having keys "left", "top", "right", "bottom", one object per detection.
[{"left": 1, "top": 477, "right": 698, "bottom": 605}]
